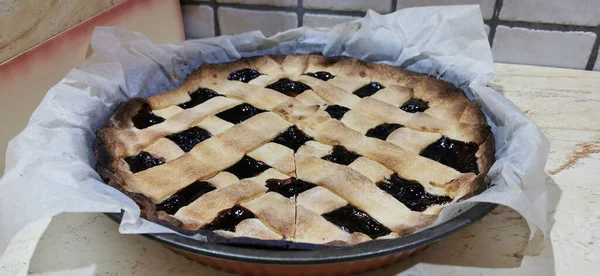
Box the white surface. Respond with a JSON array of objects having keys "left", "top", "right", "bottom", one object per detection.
[
  {"left": 492, "top": 26, "right": 597, "bottom": 70},
  {"left": 218, "top": 7, "right": 298, "bottom": 36},
  {"left": 1, "top": 63, "right": 598, "bottom": 276},
  {"left": 303, "top": 13, "right": 361, "bottom": 29},
  {"left": 303, "top": 0, "right": 392, "bottom": 13},
  {"left": 182, "top": 5, "right": 215, "bottom": 39},
  {"left": 500, "top": 0, "right": 600, "bottom": 26},
  {"left": 396, "top": 0, "right": 495, "bottom": 19}
]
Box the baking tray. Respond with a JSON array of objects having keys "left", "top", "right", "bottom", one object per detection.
[{"left": 106, "top": 202, "right": 496, "bottom": 275}]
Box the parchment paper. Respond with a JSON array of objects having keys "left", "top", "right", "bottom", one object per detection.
[{"left": 0, "top": 5, "right": 550, "bottom": 256}]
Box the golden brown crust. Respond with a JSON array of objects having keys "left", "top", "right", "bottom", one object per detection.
[{"left": 94, "top": 53, "right": 495, "bottom": 247}]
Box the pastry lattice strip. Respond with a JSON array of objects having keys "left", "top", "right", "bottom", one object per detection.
[{"left": 99, "top": 54, "right": 493, "bottom": 245}]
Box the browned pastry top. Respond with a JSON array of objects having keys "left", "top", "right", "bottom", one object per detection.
[{"left": 95, "top": 54, "right": 495, "bottom": 246}]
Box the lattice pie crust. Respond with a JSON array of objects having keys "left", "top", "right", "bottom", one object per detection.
[{"left": 95, "top": 54, "right": 494, "bottom": 246}]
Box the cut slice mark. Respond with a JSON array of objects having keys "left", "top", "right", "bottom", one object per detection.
[{"left": 293, "top": 145, "right": 299, "bottom": 240}]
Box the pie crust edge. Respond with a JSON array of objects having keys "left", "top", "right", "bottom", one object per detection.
[{"left": 94, "top": 53, "right": 495, "bottom": 246}]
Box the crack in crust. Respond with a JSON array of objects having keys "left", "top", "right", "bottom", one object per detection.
[{"left": 94, "top": 53, "right": 495, "bottom": 247}]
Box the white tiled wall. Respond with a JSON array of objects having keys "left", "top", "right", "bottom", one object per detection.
[
  {"left": 500, "top": 0, "right": 600, "bottom": 26},
  {"left": 182, "top": 5, "right": 215, "bottom": 39},
  {"left": 216, "top": 0, "right": 296, "bottom": 8},
  {"left": 303, "top": 14, "right": 360, "bottom": 29},
  {"left": 218, "top": 7, "right": 297, "bottom": 36},
  {"left": 397, "top": 0, "right": 495, "bottom": 19},
  {"left": 304, "top": 0, "right": 391, "bottom": 14},
  {"left": 493, "top": 27, "right": 596, "bottom": 69},
  {"left": 181, "top": 0, "right": 600, "bottom": 70}
]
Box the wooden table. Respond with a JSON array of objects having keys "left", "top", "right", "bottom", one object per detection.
[{"left": 0, "top": 63, "right": 598, "bottom": 276}]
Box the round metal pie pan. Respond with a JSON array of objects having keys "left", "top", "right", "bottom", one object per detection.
[{"left": 106, "top": 202, "right": 496, "bottom": 275}]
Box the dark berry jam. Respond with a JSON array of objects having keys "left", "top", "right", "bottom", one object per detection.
[
  {"left": 352, "top": 82, "right": 384, "bottom": 98},
  {"left": 227, "top": 68, "right": 262, "bottom": 83},
  {"left": 377, "top": 173, "right": 452, "bottom": 212},
  {"left": 420, "top": 136, "right": 479, "bottom": 174},
  {"left": 321, "top": 145, "right": 360, "bottom": 165},
  {"left": 271, "top": 126, "right": 313, "bottom": 152},
  {"left": 265, "top": 78, "right": 312, "bottom": 97},
  {"left": 304, "top": 71, "right": 335, "bottom": 81},
  {"left": 400, "top": 98, "right": 429, "bottom": 113},
  {"left": 225, "top": 156, "right": 270, "bottom": 179},
  {"left": 265, "top": 178, "right": 317, "bottom": 198},
  {"left": 216, "top": 103, "right": 265, "bottom": 124},
  {"left": 131, "top": 104, "right": 165, "bottom": 129},
  {"left": 156, "top": 181, "right": 216, "bottom": 214},
  {"left": 324, "top": 105, "right": 350, "bottom": 120},
  {"left": 124, "top": 151, "right": 165, "bottom": 173},
  {"left": 178, "top": 88, "right": 222, "bottom": 109},
  {"left": 201, "top": 205, "right": 257, "bottom": 231},
  {"left": 365, "top": 123, "right": 403, "bottom": 140},
  {"left": 166, "top": 127, "right": 212, "bottom": 152},
  {"left": 322, "top": 205, "right": 391, "bottom": 239}
]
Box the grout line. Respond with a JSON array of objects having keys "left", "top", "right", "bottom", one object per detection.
[
  {"left": 585, "top": 34, "right": 600, "bottom": 70},
  {"left": 298, "top": 8, "right": 366, "bottom": 17},
  {"left": 213, "top": 3, "right": 297, "bottom": 12},
  {"left": 485, "top": 20, "right": 497, "bottom": 49},
  {"left": 495, "top": 20, "right": 599, "bottom": 32},
  {"left": 391, "top": 0, "right": 398, "bottom": 13},
  {"left": 485, "top": 0, "right": 503, "bottom": 48},
  {"left": 209, "top": 0, "right": 221, "bottom": 36},
  {"left": 297, "top": 0, "right": 304, "bottom": 27},
  {"left": 179, "top": 0, "right": 197, "bottom": 4},
  {"left": 182, "top": 1, "right": 366, "bottom": 17}
]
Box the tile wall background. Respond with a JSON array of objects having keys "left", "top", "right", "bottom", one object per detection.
[{"left": 181, "top": 0, "right": 600, "bottom": 71}]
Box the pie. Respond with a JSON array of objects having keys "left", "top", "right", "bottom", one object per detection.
[{"left": 94, "top": 54, "right": 494, "bottom": 246}]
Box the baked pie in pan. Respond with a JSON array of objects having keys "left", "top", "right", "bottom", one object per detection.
[{"left": 94, "top": 54, "right": 494, "bottom": 246}]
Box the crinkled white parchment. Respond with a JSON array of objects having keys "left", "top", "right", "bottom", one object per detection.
[{"left": 0, "top": 6, "right": 549, "bottom": 255}]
